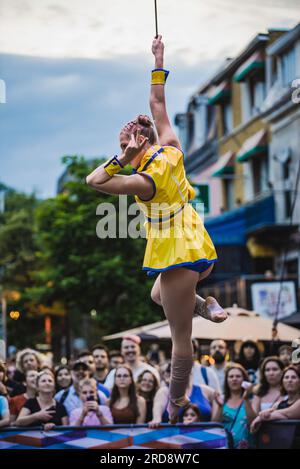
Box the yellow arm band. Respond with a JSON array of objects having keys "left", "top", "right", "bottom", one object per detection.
[
  {"left": 151, "top": 68, "right": 170, "bottom": 85},
  {"left": 103, "top": 156, "right": 124, "bottom": 177}
]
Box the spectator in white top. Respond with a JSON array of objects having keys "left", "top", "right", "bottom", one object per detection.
[
  {"left": 191, "top": 339, "right": 220, "bottom": 392},
  {"left": 252, "top": 356, "right": 284, "bottom": 413},
  {"left": 55, "top": 361, "right": 107, "bottom": 416},
  {"left": 104, "top": 336, "right": 160, "bottom": 390},
  {"left": 209, "top": 339, "right": 228, "bottom": 391}
]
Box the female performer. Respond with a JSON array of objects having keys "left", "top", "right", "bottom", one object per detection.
[{"left": 87, "top": 35, "right": 227, "bottom": 423}]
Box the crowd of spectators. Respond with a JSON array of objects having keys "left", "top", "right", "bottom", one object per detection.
[{"left": 0, "top": 337, "right": 299, "bottom": 448}]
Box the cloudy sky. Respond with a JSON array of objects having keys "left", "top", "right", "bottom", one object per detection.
[{"left": 0, "top": 0, "right": 299, "bottom": 198}]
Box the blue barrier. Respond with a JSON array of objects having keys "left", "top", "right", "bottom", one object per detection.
[{"left": 0, "top": 423, "right": 229, "bottom": 449}]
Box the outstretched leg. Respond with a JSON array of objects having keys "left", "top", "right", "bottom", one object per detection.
[
  {"left": 151, "top": 267, "right": 227, "bottom": 322},
  {"left": 159, "top": 268, "right": 199, "bottom": 424}
]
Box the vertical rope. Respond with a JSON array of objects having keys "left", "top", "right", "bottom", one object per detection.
[{"left": 154, "top": 0, "right": 158, "bottom": 38}]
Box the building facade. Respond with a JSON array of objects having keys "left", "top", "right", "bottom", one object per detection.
[{"left": 175, "top": 25, "right": 300, "bottom": 315}]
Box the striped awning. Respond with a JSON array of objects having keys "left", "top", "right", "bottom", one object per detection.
[
  {"left": 237, "top": 129, "right": 268, "bottom": 163},
  {"left": 210, "top": 151, "right": 235, "bottom": 177},
  {"left": 234, "top": 51, "right": 264, "bottom": 82},
  {"left": 207, "top": 81, "right": 230, "bottom": 105}
]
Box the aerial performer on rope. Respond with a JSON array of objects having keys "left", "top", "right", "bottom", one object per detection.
[{"left": 86, "top": 31, "right": 227, "bottom": 422}]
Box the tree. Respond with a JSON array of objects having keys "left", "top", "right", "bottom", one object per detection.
[
  {"left": 30, "top": 156, "right": 162, "bottom": 355},
  {"left": 0, "top": 187, "right": 45, "bottom": 347}
]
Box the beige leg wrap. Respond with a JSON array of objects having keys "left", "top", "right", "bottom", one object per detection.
[{"left": 169, "top": 353, "right": 193, "bottom": 403}]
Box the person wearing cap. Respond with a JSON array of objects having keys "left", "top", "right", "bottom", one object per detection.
[
  {"left": 55, "top": 361, "right": 108, "bottom": 416},
  {"left": 77, "top": 350, "right": 110, "bottom": 398},
  {"left": 104, "top": 336, "right": 160, "bottom": 390}
]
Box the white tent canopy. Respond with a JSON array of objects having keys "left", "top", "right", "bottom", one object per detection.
[{"left": 103, "top": 306, "right": 300, "bottom": 342}]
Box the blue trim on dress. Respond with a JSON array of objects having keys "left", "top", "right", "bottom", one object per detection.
[
  {"left": 141, "top": 147, "right": 164, "bottom": 171},
  {"left": 146, "top": 204, "right": 184, "bottom": 223},
  {"left": 104, "top": 155, "right": 124, "bottom": 169},
  {"left": 143, "top": 258, "right": 218, "bottom": 277}
]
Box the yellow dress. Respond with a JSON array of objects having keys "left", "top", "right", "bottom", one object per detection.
[{"left": 133, "top": 145, "right": 217, "bottom": 276}]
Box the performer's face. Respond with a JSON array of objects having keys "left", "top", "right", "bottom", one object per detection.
[
  {"left": 120, "top": 133, "right": 130, "bottom": 154},
  {"left": 119, "top": 132, "right": 148, "bottom": 167}
]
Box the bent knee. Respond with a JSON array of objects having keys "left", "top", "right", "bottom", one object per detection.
[
  {"left": 198, "top": 264, "right": 214, "bottom": 281},
  {"left": 151, "top": 286, "right": 161, "bottom": 306}
]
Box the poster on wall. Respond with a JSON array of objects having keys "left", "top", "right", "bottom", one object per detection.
[{"left": 251, "top": 281, "right": 297, "bottom": 320}]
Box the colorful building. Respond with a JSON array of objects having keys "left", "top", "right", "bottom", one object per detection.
[{"left": 175, "top": 25, "right": 300, "bottom": 315}]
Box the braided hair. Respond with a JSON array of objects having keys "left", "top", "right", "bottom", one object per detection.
[{"left": 120, "top": 115, "right": 157, "bottom": 145}]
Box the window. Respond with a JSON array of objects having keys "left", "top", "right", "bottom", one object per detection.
[
  {"left": 252, "top": 157, "right": 268, "bottom": 196},
  {"left": 187, "top": 113, "right": 194, "bottom": 150},
  {"left": 281, "top": 47, "right": 296, "bottom": 86},
  {"left": 206, "top": 105, "right": 217, "bottom": 140},
  {"left": 248, "top": 76, "right": 266, "bottom": 116},
  {"left": 270, "top": 56, "right": 278, "bottom": 86},
  {"left": 223, "top": 179, "right": 235, "bottom": 211},
  {"left": 283, "top": 158, "right": 291, "bottom": 218},
  {"left": 222, "top": 101, "right": 232, "bottom": 136},
  {"left": 192, "top": 101, "right": 206, "bottom": 147}
]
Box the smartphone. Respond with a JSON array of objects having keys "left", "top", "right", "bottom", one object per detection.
[
  {"left": 241, "top": 380, "right": 252, "bottom": 390},
  {"left": 87, "top": 396, "right": 95, "bottom": 402}
]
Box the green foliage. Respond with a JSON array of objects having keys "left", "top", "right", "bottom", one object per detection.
[{"left": 1, "top": 157, "right": 163, "bottom": 352}]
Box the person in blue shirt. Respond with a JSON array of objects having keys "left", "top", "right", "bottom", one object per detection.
[{"left": 0, "top": 395, "right": 10, "bottom": 428}]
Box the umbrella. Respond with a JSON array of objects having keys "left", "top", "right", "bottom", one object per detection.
[
  {"left": 281, "top": 312, "right": 300, "bottom": 326},
  {"left": 102, "top": 318, "right": 168, "bottom": 341},
  {"left": 138, "top": 306, "right": 300, "bottom": 342}
]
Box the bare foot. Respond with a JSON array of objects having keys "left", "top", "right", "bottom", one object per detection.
[
  {"left": 205, "top": 296, "right": 228, "bottom": 323},
  {"left": 168, "top": 395, "right": 190, "bottom": 424}
]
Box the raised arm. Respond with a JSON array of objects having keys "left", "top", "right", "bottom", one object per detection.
[{"left": 150, "top": 35, "right": 181, "bottom": 150}]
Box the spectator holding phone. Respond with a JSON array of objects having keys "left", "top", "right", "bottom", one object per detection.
[
  {"left": 69, "top": 378, "right": 113, "bottom": 426},
  {"left": 212, "top": 364, "right": 256, "bottom": 448},
  {"left": 55, "top": 361, "right": 107, "bottom": 416},
  {"left": 16, "top": 371, "right": 68, "bottom": 430}
]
